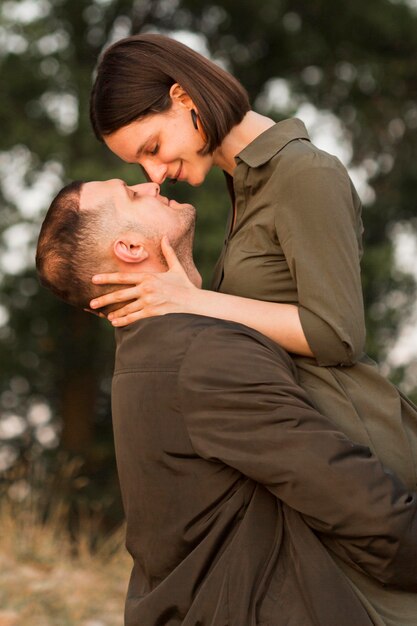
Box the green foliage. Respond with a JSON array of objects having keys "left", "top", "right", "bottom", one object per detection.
[{"left": 1, "top": 0, "right": 416, "bottom": 513}]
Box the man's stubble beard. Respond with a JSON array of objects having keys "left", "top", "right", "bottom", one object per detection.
[{"left": 158, "top": 206, "right": 201, "bottom": 287}]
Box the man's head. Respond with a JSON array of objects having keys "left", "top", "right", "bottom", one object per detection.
[{"left": 36, "top": 179, "right": 197, "bottom": 313}]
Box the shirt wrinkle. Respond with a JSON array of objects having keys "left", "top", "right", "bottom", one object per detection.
[{"left": 237, "top": 118, "right": 311, "bottom": 168}]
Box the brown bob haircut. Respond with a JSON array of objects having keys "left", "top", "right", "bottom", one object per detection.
[{"left": 90, "top": 33, "right": 251, "bottom": 155}]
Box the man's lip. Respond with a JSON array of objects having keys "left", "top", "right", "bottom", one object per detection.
[{"left": 158, "top": 194, "right": 170, "bottom": 206}]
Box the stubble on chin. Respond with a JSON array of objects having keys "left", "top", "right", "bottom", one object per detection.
[{"left": 158, "top": 209, "right": 198, "bottom": 279}]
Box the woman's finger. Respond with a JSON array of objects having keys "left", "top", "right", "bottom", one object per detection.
[
  {"left": 90, "top": 285, "right": 141, "bottom": 310},
  {"left": 107, "top": 299, "right": 145, "bottom": 320},
  {"left": 161, "top": 236, "right": 187, "bottom": 273},
  {"left": 111, "top": 309, "right": 149, "bottom": 327},
  {"left": 92, "top": 272, "right": 147, "bottom": 285}
]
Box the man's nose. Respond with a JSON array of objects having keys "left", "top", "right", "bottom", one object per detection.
[{"left": 130, "top": 182, "right": 160, "bottom": 196}]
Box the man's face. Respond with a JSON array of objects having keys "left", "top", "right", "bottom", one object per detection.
[{"left": 79, "top": 179, "right": 196, "bottom": 269}]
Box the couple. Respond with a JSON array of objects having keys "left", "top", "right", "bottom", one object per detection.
[
  {"left": 37, "top": 33, "right": 417, "bottom": 625},
  {"left": 36, "top": 179, "right": 417, "bottom": 626}
]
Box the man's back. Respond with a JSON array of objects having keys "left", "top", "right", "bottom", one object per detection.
[{"left": 112, "top": 314, "right": 417, "bottom": 626}]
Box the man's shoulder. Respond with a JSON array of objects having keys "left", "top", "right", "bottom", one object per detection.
[
  {"left": 113, "top": 313, "right": 240, "bottom": 374},
  {"left": 113, "top": 313, "right": 292, "bottom": 375}
]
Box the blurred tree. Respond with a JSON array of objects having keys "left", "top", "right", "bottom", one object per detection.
[{"left": 1, "top": 0, "right": 416, "bottom": 519}]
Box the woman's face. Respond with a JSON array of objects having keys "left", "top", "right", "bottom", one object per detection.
[{"left": 103, "top": 98, "right": 214, "bottom": 187}]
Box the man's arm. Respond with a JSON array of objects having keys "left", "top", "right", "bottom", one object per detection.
[{"left": 178, "top": 322, "right": 417, "bottom": 590}]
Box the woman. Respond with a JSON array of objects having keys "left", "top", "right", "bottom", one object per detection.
[{"left": 90, "top": 34, "right": 417, "bottom": 624}]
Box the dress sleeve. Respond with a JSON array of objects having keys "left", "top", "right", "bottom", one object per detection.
[
  {"left": 273, "top": 155, "right": 366, "bottom": 365},
  {"left": 178, "top": 323, "right": 417, "bottom": 590}
]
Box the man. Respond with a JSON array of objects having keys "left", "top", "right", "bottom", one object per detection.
[{"left": 36, "top": 180, "right": 417, "bottom": 626}]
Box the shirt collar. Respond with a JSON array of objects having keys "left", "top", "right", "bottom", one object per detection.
[{"left": 236, "top": 118, "right": 310, "bottom": 168}]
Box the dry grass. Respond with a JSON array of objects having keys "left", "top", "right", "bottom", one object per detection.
[{"left": 0, "top": 466, "right": 130, "bottom": 626}]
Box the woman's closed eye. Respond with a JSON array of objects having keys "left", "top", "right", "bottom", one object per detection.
[{"left": 147, "top": 144, "right": 159, "bottom": 156}]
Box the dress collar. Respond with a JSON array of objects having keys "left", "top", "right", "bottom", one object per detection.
[{"left": 236, "top": 118, "right": 310, "bottom": 168}]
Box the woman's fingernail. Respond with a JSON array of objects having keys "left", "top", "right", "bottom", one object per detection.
[
  {"left": 90, "top": 301, "right": 97, "bottom": 308},
  {"left": 112, "top": 320, "right": 120, "bottom": 326},
  {"left": 108, "top": 313, "right": 114, "bottom": 321}
]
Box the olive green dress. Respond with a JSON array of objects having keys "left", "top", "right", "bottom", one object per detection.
[{"left": 211, "top": 118, "right": 417, "bottom": 625}]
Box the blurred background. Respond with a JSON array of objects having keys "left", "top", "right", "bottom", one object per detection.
[{"left": 1, "top": 0, "right": 417, "bottom": 623}]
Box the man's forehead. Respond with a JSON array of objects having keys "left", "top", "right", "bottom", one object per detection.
[{"left": 79, "top": 180, "right": 113, "bottom": 211}]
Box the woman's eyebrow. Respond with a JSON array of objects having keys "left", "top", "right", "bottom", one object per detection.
[
  {"left": 135, "top": 137, "right": 149, "bottom": 158},
  {"left": 135, "top": 134, "right": 155, "bottom": 159},
  {"left": 135, "top": 142, "right": 146, "bottom": 158}
]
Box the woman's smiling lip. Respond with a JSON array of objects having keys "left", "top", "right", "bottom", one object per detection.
[{"left": 172, "top": 161, "right": 183, "bottom": 182}]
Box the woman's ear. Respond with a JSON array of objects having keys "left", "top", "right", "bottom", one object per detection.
[
  {"left": 113, "top": 238, "right": 149, "bottom": 264},
  {"left": 169, "top": 83, "right": 194, "bottom": 110}
]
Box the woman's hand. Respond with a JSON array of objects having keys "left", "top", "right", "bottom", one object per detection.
[
  {"left": 90, "top": 237, "right": 201, "bottom": 327},
  {"left": 90, "top": 236, "right": 313, "bottom": 355}
]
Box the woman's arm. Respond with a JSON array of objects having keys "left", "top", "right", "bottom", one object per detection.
[
  {"left": 90, "top": 237, "right": 313, "bottom": 356},
  {"left": 273, "top": 159, "right": 366, "bottom": 366},
  {"left": 178, "top": 288, "right": 314, "bottom": 357}
]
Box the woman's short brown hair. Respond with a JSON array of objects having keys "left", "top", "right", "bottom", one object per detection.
[{"left": 90, "top": 33, "right": 250, "bottom": 154}]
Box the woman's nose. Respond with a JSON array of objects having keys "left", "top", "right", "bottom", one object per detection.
[{"left": 143, "top": 162, "right": 168, "bottom": 185}]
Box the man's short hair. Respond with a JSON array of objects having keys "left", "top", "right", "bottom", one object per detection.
[{"left": 36, "top": 181, "right": 113, "bottom": 310}]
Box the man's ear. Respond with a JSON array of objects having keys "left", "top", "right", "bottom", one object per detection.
[
  {"left": 169, "top": 83, "right": 194, "bottom": 110},
  {"left": 113, "top": 238, "right": 149, "bottom": 264}
]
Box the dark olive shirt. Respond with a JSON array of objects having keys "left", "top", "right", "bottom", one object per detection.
[
  {"left": 112, "top": 314, "right": 417, "bottom": 626},
  {"left": 211, "top": 119, "right": 417, "bottom": 624}
]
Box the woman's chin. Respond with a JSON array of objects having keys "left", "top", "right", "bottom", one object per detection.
[
  {"left": 181, "top": 167, "right": 207, "bottom": 187},
  {"left": 188, "top": 174, "right": 205, "bottom": 187}
]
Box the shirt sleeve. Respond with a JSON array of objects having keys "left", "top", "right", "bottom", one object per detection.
[
  {"left": 271, "top": 152, "right": 366, "bottom": 365},
  {"left": 178, "top": 323, "right": 417, "bottom": 590}
]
